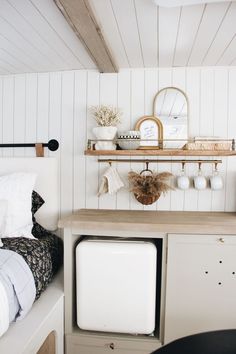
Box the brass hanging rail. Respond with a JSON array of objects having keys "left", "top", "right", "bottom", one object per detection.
[{"left": 98, "top": 158, "right": 222, "bottom": 164}]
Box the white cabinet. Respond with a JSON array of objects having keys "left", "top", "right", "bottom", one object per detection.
[
  {"left": 59, "top": 210, "right": 236, "bottom": 352},
  {"left": 62, "top": 229, "right": 164, "bottom": 354},
  {"left": 164, "top": 234, "right": 236, "bottom": 343}
]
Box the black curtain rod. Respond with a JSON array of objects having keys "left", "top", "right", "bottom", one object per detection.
[{"left": 0, "top": 139, "right": 59, "bottom": 151}]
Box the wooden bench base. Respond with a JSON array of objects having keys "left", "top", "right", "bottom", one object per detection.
[{"left": 0, "top": 271, "right": 64, "bottom": 354}]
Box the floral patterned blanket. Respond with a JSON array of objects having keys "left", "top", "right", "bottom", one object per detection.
[
  {"left": 1, "top": 223, "right": 63, "bottom": 299},
  {"left": 2, "top": 222, "right": 63, "bottom": 299},
  {"left": 0, "top": 191, "right": 63, "bottom": 300}
]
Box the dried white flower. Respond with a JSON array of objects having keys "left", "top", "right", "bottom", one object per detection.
[{"left": 90, "top": 105, "right": 122, "bottom": 127}]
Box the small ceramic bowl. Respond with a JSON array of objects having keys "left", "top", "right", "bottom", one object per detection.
[{"left": 118, "top": 131, "right": 140, "bottom": 150}]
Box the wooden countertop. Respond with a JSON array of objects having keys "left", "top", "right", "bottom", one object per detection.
[{"left": 58, "top": 209, "right": 236, "bottom": 235}]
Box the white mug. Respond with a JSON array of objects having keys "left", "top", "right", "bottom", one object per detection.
[
  {"left": 177, "top": 174, "right": 190, "bottom": 190},
  {"left": 210, "top": 174, "right": 223, "bottom": 190},
  {"left": 194, "top": 175, "right": 207, "bottom": 190}
]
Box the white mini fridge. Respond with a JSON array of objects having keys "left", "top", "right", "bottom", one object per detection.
[{"left": 76, "top": 238, "right": 157, "bottom": 334}]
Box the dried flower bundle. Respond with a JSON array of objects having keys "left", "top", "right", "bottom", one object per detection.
[
  {"left": 90, "top": 105, "right": 122, "bottom": 127},
  {"left": 128, "top": 171, "right": 173, "bottom": 205}
]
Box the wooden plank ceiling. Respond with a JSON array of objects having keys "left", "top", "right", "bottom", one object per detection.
[
  {"left": 0, "top": 0, "right": 235, "bottom": 74},
  {"left": 89, "top": 0, "right": 236, "bottom": 68},
  {"left": 0, "top": 0, "right": 96, "bottom": 75}
]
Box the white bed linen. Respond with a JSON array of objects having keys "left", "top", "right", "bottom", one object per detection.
[
  {"left": 0, "top": 279, "right": 9, "bottom": 337},
  {"left": 0, "top": 273, "right": 19, "bottom": 323},
  {"left": 0, "top": 249, "right": 36, "bottom": 322}
]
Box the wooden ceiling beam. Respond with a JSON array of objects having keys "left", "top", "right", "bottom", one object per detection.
[{"left": 54, "top": 0, "right": 118, "bottom": 73}]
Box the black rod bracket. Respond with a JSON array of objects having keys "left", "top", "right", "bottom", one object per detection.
[
  {"left": 0, "top": 139, "right": 59, "bottom": 151},
  {"left": 45, "top": 139, "right": 59, "bottom": 151}
]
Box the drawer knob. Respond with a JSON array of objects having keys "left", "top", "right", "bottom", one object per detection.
[
  {"left": 109, "top": 343, "right": 115, "bottom": 350},
  {"left": 218, "top": 237, "right": 225, "bottom": 243}
]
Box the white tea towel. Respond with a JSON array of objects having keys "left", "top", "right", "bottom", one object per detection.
[{"left": 98, "top": 166, "right": 124, "bottom": 196}]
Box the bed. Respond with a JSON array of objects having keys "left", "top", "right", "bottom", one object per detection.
[{"left": 0, "top": 157, "right": 63, "bottom": 354}]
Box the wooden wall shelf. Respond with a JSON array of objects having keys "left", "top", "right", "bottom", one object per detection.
[{"left": 85, "top": 149, "right": 236, "bottom": 157}]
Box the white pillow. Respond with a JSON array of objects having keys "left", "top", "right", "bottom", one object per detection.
[
  {"left": 0, "top": 173, "right": 37, "bottom": 238},
  {"left": 0, "top": 200, "right": 7, "bottom": 246},
  {"left": 0, "top": 200, "right": 7, "bottom": 233}
]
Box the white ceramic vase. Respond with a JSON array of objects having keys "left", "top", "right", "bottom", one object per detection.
[{"left": 93, "top": 126, "right": 117, "bottom": 150}]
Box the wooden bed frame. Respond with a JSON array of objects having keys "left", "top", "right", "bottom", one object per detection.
[
  {"left": 38, "top": 331, "right": 56, "bottom": 354},
  {"left": 0, "top": 157, "right": 64, "bottom": 354},
  {"left": 0, "top": 271, "right": 64, "bottom": 354}
]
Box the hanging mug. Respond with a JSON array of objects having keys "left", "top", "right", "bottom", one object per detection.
[
  {"left": 177, "top": 162, "right": 190, "bottom": 190},
  {"left": 210, "top": 164, "right": 223, "bottom": 191},
  {"left": 194, "top": 163, "right": 207, "bottom": 190}
]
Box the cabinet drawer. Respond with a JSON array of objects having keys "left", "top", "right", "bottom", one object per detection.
[
  {"left": 165, "top": 234, "right": 236, "bottom": 343},
  {"left": 66, "top": 333, "right": 161, "bottom": 354}
]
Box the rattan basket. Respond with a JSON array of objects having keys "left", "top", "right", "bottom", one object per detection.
[{"left": 134, "top": 193, "right": 161, "bottom": 205}]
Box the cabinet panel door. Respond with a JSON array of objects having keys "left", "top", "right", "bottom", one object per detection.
[
  {"left": 164, "top": 234, "right": 236, "bottom": 343},
  {"left": 66, "top": 334, "right": 161, "bottom": 354},
  {"left": 67, "top": 344, "right": 153, "bottom": 354}
]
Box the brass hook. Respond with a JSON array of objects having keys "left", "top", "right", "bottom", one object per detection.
[
  {"left": 181, "top": 161, "right": 185, "bottom": 171},
  {"left": 198, "top": 162, "right": 202, "bottom": 171},
  {"left": 140, "top": 160, "right": 153, "bottom": 175},
  {"left": 108, "top": 160, "right": 112, "bottom": 166},
  {"left": 214, "top": 162, "right": 218, "bottom": 171}
]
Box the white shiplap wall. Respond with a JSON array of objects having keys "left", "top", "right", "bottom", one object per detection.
[{"left": 0, "top": 67, "right": 236, "bottom": 217}]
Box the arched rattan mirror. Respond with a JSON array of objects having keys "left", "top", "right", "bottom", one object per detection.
[{"left": 153, "top": 87, "right": 188, "bottom": 148}]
